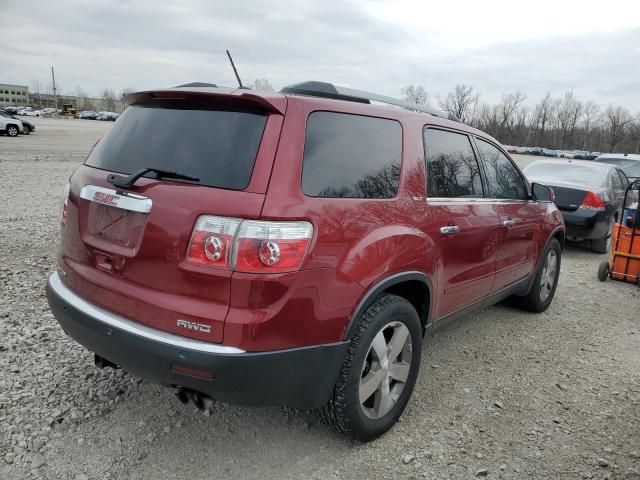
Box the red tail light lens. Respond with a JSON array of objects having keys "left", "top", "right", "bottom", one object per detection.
[
  {"left": 234, "top": 220, "right": 314, "bottom": 273},
  {"left": 187, "top": 216, "right": 313, "bottom": 273},
  {"left": 580, "top": 191, "right": 606, "bottom": 210},
  {"left": 187, "top": 216, "right": 242, "bottom": 269},
  {"left": 59, "top": 182, "right": 70, "bottom": 226}
]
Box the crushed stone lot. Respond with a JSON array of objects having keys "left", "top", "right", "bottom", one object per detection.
[{"left": 1, "top": 118, "right": 639, "bottom": 480}]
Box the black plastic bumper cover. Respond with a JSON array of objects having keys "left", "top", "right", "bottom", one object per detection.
[{"left": 46, "top": 275, "right": 349, "bottom": 410}]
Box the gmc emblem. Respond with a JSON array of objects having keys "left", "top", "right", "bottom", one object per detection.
[
  {"left": 176, "top": 319, "right": 211, "bottom": 333},
  {"left": 93, "top": 191, "right": 120, "bottom": 207}
]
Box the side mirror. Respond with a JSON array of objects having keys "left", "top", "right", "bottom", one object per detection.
[{"left": 531, "top": 182, "right": 555, "bottom": 203}]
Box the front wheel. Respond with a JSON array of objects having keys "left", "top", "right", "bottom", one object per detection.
[
  {"left": 6, "top": 125, "right": 19, "bottom": 137},
  {"left": 597, "top": 261, "right": 610, "bottom": 282},
  {"left": 521, "top": 238, "right": 561, "bottom": 312},
  {"left": 319, "top": 294, "right": 422, "bottom": 441}
]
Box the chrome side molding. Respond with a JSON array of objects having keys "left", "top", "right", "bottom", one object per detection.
[{"left": 79, "top": 185, "right": 152, "bottom": 213}]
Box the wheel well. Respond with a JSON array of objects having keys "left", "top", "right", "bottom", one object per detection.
[
  {"left": 553, "top": 230, "right": 565, "bottom": 251},
  {"left": 385, "top": 280, "right": 430, "bottom": 332}
]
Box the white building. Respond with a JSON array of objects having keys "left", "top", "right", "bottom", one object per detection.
[{"left": 0, "top": 84, "right": 30, "bottom": 107}]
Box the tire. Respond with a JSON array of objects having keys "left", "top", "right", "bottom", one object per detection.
[
  {"left": 521, "top": 238, "right": 561, "bottom": 313},
  {"left": 597, "top": 261, "right": 610, "bottom": 282},
  {"left": 319, "top": 294, "right": 422, "bottom": 441},
  {"left": 6, "top": 124, "right": 19, "bottom": 137},
  {"left": 591, "top": 218, "right": 614, "bottom": 254},
  {"left": 22, "top": 126, "right": 30, "bottom": 135}
]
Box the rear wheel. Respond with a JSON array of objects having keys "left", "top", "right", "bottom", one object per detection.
[
  {"left": 592, "top": 218, "right": 613, "bottom": 254},
  {"left": 597, "top": 261, "right": 610, "bottom": 282},
  {"left": 6, "top": 125, "right": 19, "bottom": 137},
  {"left": 22, "top": 126, "right": 30, "bottom": 135},
  {"left": 521, "top": 238, "right": 561, "bottom": 313},
  {"left": 319, "top": 294, "right": 422, "bottom": 441}
]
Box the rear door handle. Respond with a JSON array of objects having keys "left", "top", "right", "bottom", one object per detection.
[
  {"left": 502, "top": 219, "right": 516, "bottom": 228},
  {"left": 440, "top": 225, "right": 460, "bottom": 234}
]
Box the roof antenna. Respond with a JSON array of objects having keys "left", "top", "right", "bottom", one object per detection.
[{"left": 226, "top": 49, "right": 247, "bottom": 89}]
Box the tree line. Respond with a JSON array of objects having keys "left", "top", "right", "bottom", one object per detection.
[{"left": 402, "top": 84, "right": 640, "bottom": 154}]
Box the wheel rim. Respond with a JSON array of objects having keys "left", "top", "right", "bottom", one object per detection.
[
  {"left": 8, "top": 126, "right": 17, "bottom": 135},
  {"left": 359, "top": 321, "right": 412, "bottom": 420},
  {"left": 539, "top": 249, "right": 558, "bottom": 302}
]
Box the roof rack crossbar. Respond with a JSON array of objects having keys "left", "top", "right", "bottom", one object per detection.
[{"left": 280, "top": 81, "right": 460, "bottom": 122}]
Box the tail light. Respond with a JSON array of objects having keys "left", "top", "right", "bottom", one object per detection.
[
  {"left": 580, "top": 191, "right": 606, "bottom": 210},
  {"left": 59, "top": 182, "right": 71, "bottom": 225},
  {"left": 187, "top": 216, "right": 313, "bottom": 273},
  {"left": 187, "top": 216, "right": 243, "bottom": 268}
]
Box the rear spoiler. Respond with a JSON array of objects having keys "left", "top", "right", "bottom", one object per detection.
[{"left": 125, "top": 87, "right": 287, "bottom": 115}]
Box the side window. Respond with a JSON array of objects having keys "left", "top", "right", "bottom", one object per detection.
[
  {"left": 475, "top": 138, "right": 528, "bottom": 200},
  {"left": 616, "top": 170, "right": 628, "bottom": 189},
  {"left": 423, "top": 128, "right": 483, "bottom": 198},
  {"left": 301, "top": 112, "right": 402, "bottom": 198}
]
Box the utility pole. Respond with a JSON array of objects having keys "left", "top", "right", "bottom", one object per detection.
[{"left": 51, "top": 66, "right": 58, "bottom": 111}]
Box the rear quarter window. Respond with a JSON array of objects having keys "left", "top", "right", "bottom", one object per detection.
[{"left": 301, "top": 112, "right": 402, "bottom": 199}]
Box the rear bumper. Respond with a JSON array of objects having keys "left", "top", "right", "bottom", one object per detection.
[
  {"left": 46, "top": 272, "right": 348, "bottom": 409},
  {"left": 561, "top": 208, "right": 610, "bottom": 241}
]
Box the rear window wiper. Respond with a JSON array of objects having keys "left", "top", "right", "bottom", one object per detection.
[{"left": 107, "top": 167, "right": 200, "bottom": 188}]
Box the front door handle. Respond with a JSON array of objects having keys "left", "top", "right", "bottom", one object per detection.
[
  {"left": 440, "top": 225, "right": 460, "bottom": 235},
  {"left": 502, "top": 219, "right": 516, "bottom": 228}
]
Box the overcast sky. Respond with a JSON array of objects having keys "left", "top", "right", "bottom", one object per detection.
[{"left": 3, "top": 0, "right": 640, "bottom": 110}]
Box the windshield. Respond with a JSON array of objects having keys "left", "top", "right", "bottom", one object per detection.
[
  {"left": 524, "top": 162, "right": 607, "bottom": 187},
  {"left": 596, "top": 157, "right": 638, "bottom": 169},
  {"left": 85, "top": 104, "right": 267, "bottom": 190}
]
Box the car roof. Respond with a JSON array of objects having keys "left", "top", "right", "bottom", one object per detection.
[
  {"left": 596, "top": 153, "right": 640, "bottom": 161},
  {"left": 128, "top": 84, "right": 496, "bottom": 144},
  {"left": 526, "top": 159, "right": 616, "bottom": 170}
]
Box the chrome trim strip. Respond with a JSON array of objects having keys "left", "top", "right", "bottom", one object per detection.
[
  {"left": 427, "top": 197, "right": 531, "bottom": 204},
  {"left": 48, "top": 272, "right": 245, "bottom": 354},
  {"left": 79, "top": 185, "right": 152, "bottom": 213}
]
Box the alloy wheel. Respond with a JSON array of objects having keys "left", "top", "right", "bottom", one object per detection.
[
  {"left": 539, "top": 249, "right": 558, "bottom": 302},
  {"left": 359, "top": 321, "right": 412, "bottom": 419}
]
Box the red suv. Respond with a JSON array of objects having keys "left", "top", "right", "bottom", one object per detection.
[{"left": 47, "top": 81, "right": 565, "bottom": 441}]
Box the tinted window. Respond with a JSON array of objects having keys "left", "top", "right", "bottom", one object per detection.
[
  {"left": 476, "top": 139, "right": 527, "bottom": 199},
  {"left": 301, "top": 112, "right": 401, "bottom": 198},
  {"left": 524, "top": 162, "right": 609, "bottom": 187},
  {"left": 85, "top": 104, "right": 267, "bottom": 190},
  {"left": 424, "top": 129, "right": 483, "bottom": 198}
]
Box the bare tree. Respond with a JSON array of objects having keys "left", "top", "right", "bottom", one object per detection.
[
  {"left": 602, "top": 105, "right": 632, "bottom": 151},
  {"left": 118, "top": 87, "right": 136, "bottom": 111},
  {"left": 581, "top": 101, "right": 599, "bottom": 150},
  {"left": 531, "top": 93, "right": 553, "bottom": 146},
  {"left": 401, "top": 85, "right": 429, "bottom": 106},
  {"left": 252, "top": 79, "right": 274, "bottom": 91},
  {"left": 437, "top": 84, "right": 479, "bottom": 122},
  {"left": 101, "top": 88, "right": 117, "bottom": 112},
  {"left": 30, "top": 80, "right": 43, "bottom": 109},
  {"left": 555, "top": 90, "right": 582, "bottom": 149}
]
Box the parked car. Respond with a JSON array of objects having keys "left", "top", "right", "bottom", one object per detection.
[
  {"left": 524, "top": 159, "right": 629, "bottom": 253},
  {"left": 96, "top": 111, "right": 119, "bottom": 121},
  {"left": 46, "top": 81, "right": 564, "bottom": 441},
  {"left": 0, "top": 110, "right": 25, "bottom": 136},
  {"left": 527, "top": 147, "right": 543, "bottom": 156},
  {"left": 1, "top": 109, "right": 35, "bottom": 134},
  {"left": 557, "top": 151, "right": 575, "bottom": 159},
  {"left": 503, "top": 145, "right": 518, "bottom": 154},
  {"left": 78, "top": 110, "right": 99, "bottom": 120},
  {"left": 595, "top": 153, "right": 640, "bottom": 183},
  {"left": 542, "top": 148, "right": 558, "bottom": 157}
]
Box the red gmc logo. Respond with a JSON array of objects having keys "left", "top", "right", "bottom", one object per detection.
[{"left": 93, "top": 191, "right": 120, "bottom": 207}]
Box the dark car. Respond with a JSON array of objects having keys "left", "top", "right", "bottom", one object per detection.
[
  {"left": 0, "top": 109, "right": 35, "bottom": 134},
  {"left": 594, "top": 154, "right": 640, "bottom": 179},
  {"left": 46, "top": 81, "right": 564, "bottom": 441},
  {"left": 524, "top": 159, "right": 628, "bottom": 253}
]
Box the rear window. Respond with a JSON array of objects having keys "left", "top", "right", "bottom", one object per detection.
[
  {"left": 85, "top": 104, "right": 267, "bottom": 190},
  {"left": 301, "top": 112, "right": 402, "bottom": 198},
  {"left": 524, "top": 162, "right": 607, "bottom": 187}
]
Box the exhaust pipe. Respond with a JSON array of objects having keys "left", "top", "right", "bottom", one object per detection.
[
  {"left": 94, "top": 354, "right": 119, "bottom": 370},
  {"left": 175, "top": 387, "right": 215, "bottom": 411}
]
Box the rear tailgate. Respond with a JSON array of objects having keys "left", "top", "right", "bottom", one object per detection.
[{"left": 58, "top": 93, "right": 284, "bottom": 343}]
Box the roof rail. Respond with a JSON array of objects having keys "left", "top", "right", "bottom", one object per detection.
[
  {"left": 280, "top": 81, "right": 460, "bottom": 122},
  {"left": 174, "top": 82, "right": 218, "bottom": 88}
]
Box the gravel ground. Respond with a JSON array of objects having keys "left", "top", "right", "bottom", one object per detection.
[{"left": 1, "top": 118, "right": 639, "bottom": 480}]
